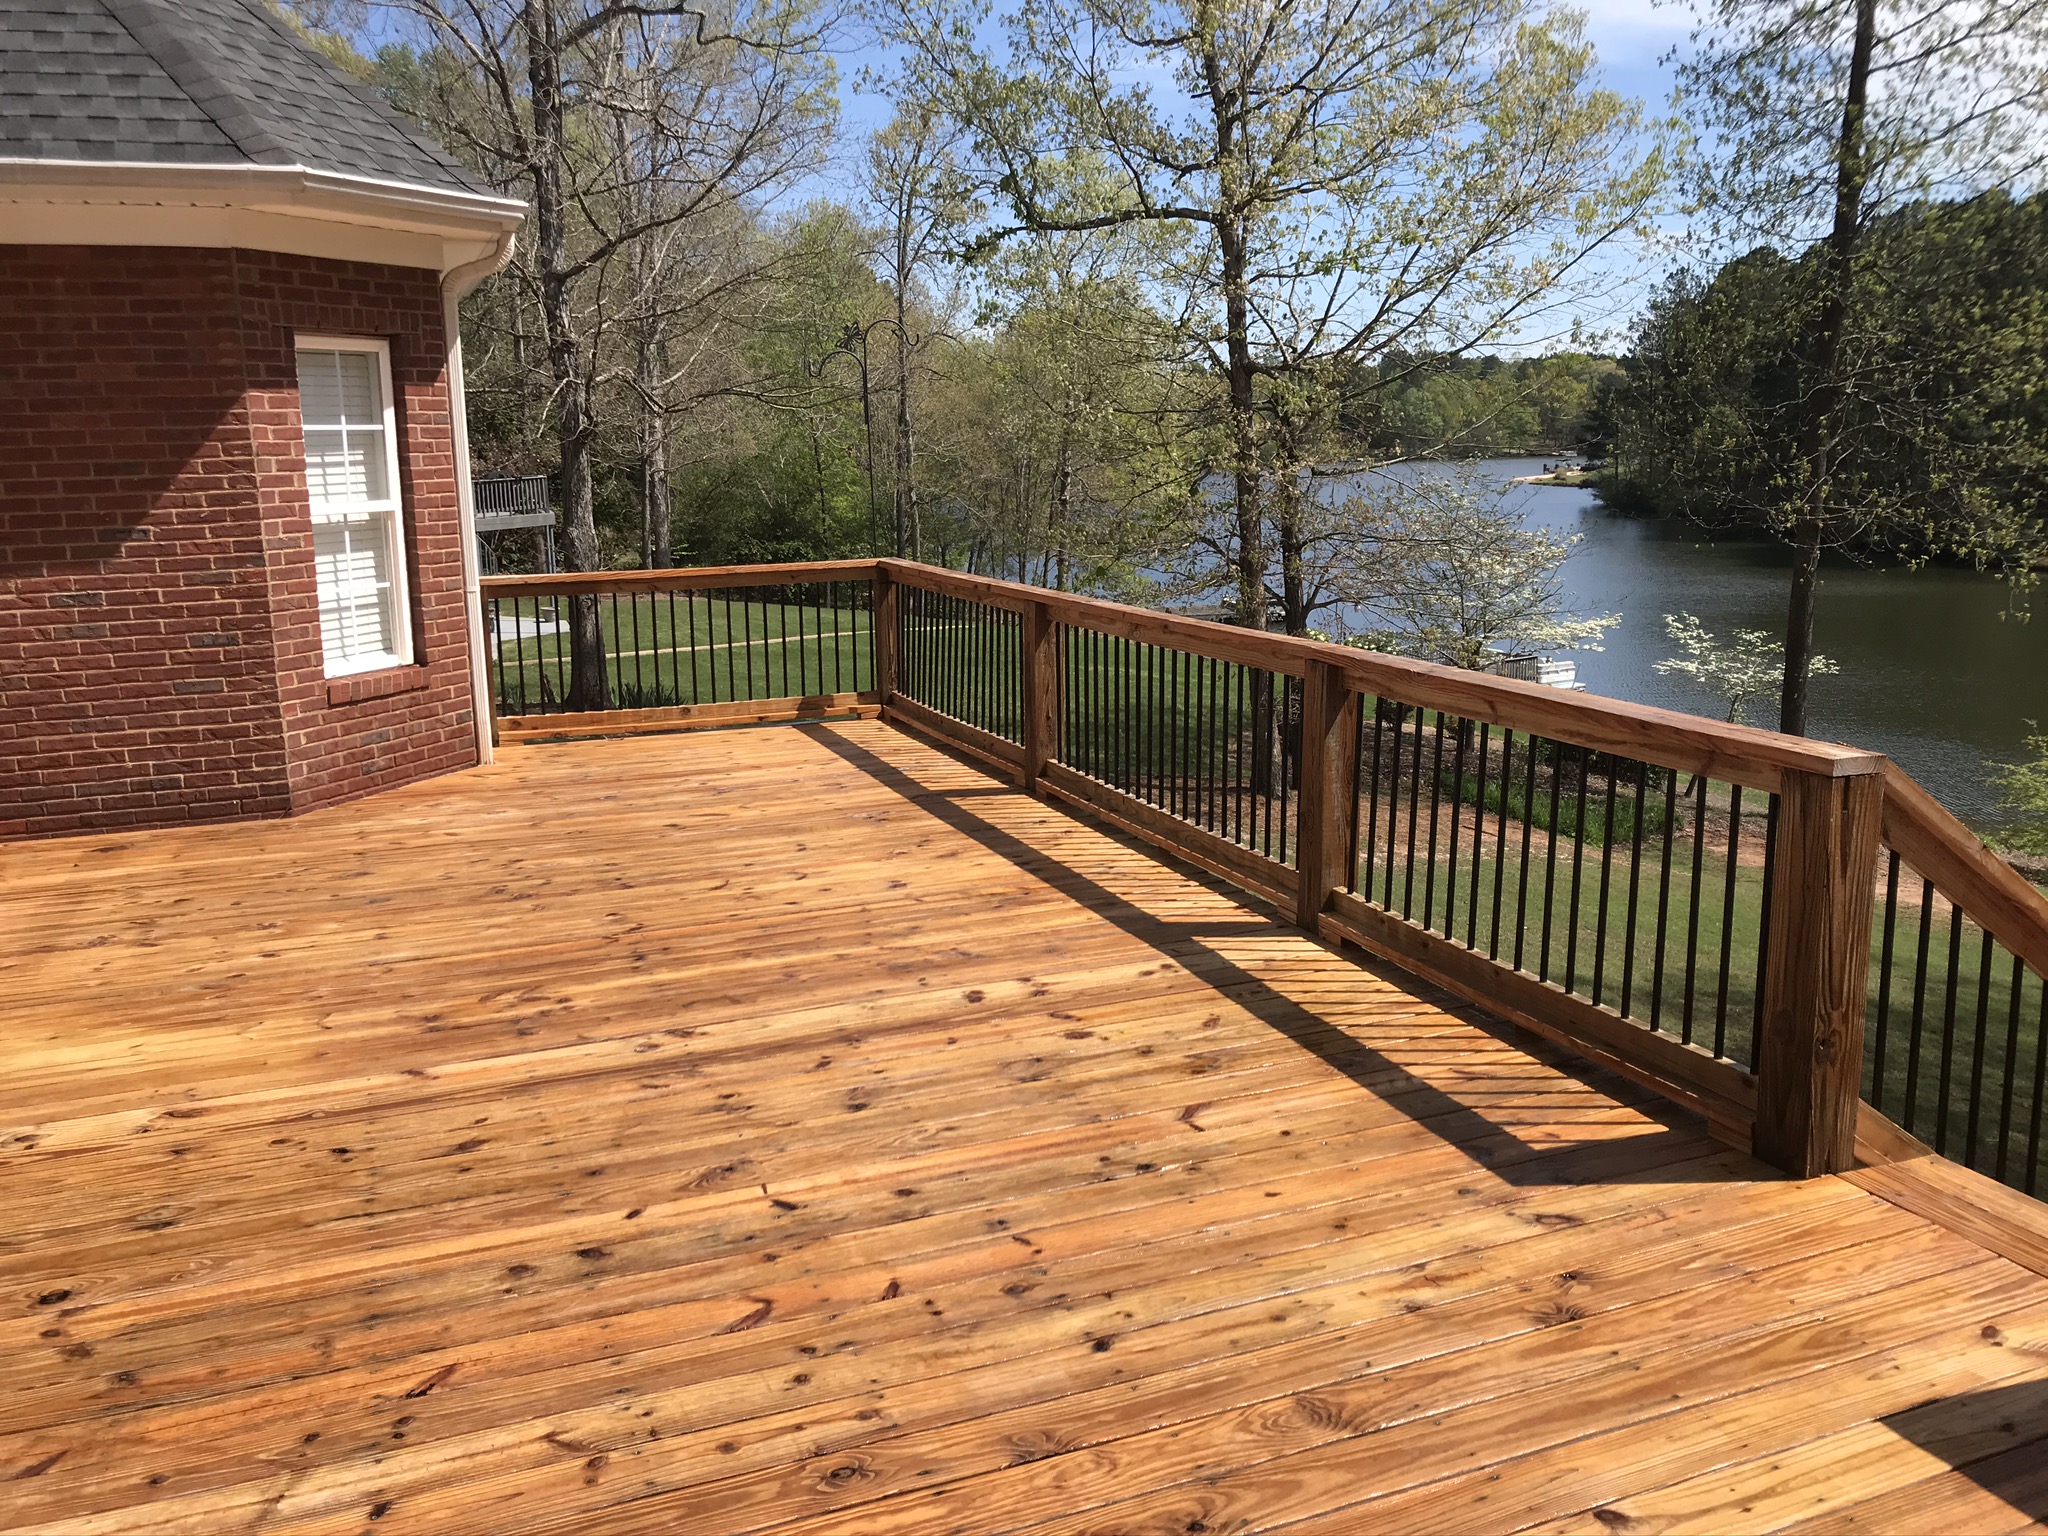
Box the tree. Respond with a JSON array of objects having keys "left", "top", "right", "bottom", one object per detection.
[
  {"left": 891, "top": 0, "right": 1662, "bottom": 631},
  {"left": 1654, "top": 612, "right": 1839, "bottom": 726},
  {"left": 1994, "top": 725, "right": 2048, "bottom": 857},
  {"left": 969, "top": 207, "right": 1204, "bottom": 589},
  {"left": 1347, "top": 472, "right": 1618, "bottom": 669},
  {"left": 389, "top": 0, "right": 834, "bottom": 705},
  {"left": 864, "top": 101, "right": 979, "bottom": 560},
  {"left": 1672, "top": 0, "right": 2048, "bottom": 734}
]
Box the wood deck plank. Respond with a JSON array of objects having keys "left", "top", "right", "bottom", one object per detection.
[{"left": 4, "top": 721, "right": 2045, "bottom": 1534}]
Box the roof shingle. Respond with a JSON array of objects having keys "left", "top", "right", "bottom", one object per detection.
[{"left": 0, "top": 0, "right": 489, "bottom": 197}]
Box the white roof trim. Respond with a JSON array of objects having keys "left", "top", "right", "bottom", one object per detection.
[{"left": 0, "top": 158, "right": 525, "bottom": 271}]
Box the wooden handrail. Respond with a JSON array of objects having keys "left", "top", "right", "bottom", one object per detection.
[
  {"left": 482, "top": 560, "right": 880, "bottom": 596},
  {"left": 1881, "top": 766, "right": 2048, "bottom": 980},
  {"left": 879, "top": 561, "right": 1883, "bottom": 792}
]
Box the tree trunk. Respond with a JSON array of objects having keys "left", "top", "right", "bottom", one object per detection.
[
  {"left": 525, "top": 0, "right": 607, "bottom": 710},
  {"left": 1275, "top": 467, "right": 1309, "bottom": 635},
  {"left": 637, "top": 318, "right": 670, "bottom": 570},
  {"left": 1780, "top": 0, "right": 1874, "bottom": 736},
  {"left": 1218, "top": 216, "right": 1265, "bottom": 632},
  {"left": 1780, "top": 517, "right": 1825, "bottom": 735},
  {"left": 1050, "top": 425, "right": 1073, "bottom": 591},
  {"left": 892, "top": 247, "right": 918, "bottom": 559}
]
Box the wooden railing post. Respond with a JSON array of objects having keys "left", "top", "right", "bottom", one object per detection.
[
  {"left": 1020, "top": 600, "right": 1056, "bottom": 795},
  {"left": 1295, "top": 658, "right": 1360, "bottom": 929},
  {"left": 1753, "top": 767, "right": 1886, "bottom": 1177},
  {"left": 872, "top": 565, "right": 900, "bottom": 704}
]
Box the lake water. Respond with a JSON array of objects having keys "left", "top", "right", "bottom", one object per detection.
[{"left": 1350, "top": 458, "right": 2048, "bottom": 831}]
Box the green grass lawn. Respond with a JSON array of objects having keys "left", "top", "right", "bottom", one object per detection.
[{"left": 488, "top": 592, "right": 876, "bottom": 712}]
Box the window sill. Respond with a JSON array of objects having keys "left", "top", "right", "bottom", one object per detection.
[{"left": 326, "top": 665, "right": 430, "bottom": 706}]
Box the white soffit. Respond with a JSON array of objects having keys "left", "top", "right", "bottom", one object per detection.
[{"left": 0, "top": 159, "right": 525, "bottom": 274}]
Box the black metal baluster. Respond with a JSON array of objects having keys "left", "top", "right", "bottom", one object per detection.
[
  {"left": 1348, "top": 702, "right": 1365, "bottom": 892},
  {"left": 1100, "top": 631, "right": 1113, "bottom": 783},
  {"left": 1402, "top": 710, "right": 1425, "bottom": 918},
  {"left": 1682, "top": 776, "right": 1707, "bottom": 1044},
  {"left": 637, "top": 590, "right": 652, "bottom": 701},
  {"left": 865, "top": 580, "right": 878, "bottom": 694},
  {"left": 659, "top": 588, "right": 675, "bottom": 702},
  {"left": 717, "top": 586, "right": 731, "bottom": 702},
  {"left": 1564, "top": 746, "right": 1592, "bottom": 996},
  {"left": 1934, "top": 905, "right": 1966, "bottom": 1154},
  {"left": 770, "top": 591, "right": 785, "bottom": 698},
  {"left": 1238, "top": 664, "right": 1251, "bottom": 848},
  {"left": 1965, "top": 927, "right": 1996, "bottom": 1168},
  {"left": 1210, "top": 658, "right": 1223, "bottom": 828},
  {"left": 946, "top": 593, "right": 959, "bottom": 717},
  {"left": 1592, "top": 757, "right": 1622, "bottom": 1006},
  {"left": 1444, "top": 718, "right": 1467, "bottom": 938},
  {"left": 1904, "top": 878, "right": 1936, "bottom": 1133},
  {"left": 1153, "top": 645, "right": 1167, "bottom": 808},
  {"left": 2026, "top": 975, "right": 2048, "bottom": 1196},
  {"left": 1361, "top": 699, "right": 1386, "bottom": 898},
  {"left": 1489, "top": 729, "right": 1512, "bottom": 959},
  {"left": 1649, "top": 769, "right": 1677, "bottom": 1032},
  {"left": 1422, "top": 714, "right": 1446, "bottom": 928},
  {"left": 488, "top": 599, "right": 507, "bottom": 715},
  {"left": 1872, "top": 850, "right": 1902, "bottom": 1112},
  {"left": 1466, "top": 724, "right": 1489, "bottom": 946},
  {"left": 1283, "top": 675, "right": 1299, "bottom": 865},
  {"left": 1169, "top": 648, "right": 1185, "bottom": 819},
  {"left": 1126, "top": 636, "right": 1139, "bottom": 795},
  {"left": 679, "top": 588, "right": 695, "bottom": 704},
  {"left": 1751, "top": 797, "right": 1782, "bottom": 1057},
  {"left": 1382, "top": 703, "right": 1404, "bottom": 908},
  {"left": 1538, "top": 742, "right": 1564, "bottom": 983},
  {"left": 1513, "top": 735, "right": 1538, "bottom": 972},
  {"left": 552, "top": 591, "right": 568, "bottom": 710},
  {"left": 1996, "top": 952, "right": 2026, "bottom": 1183},
  {"left": 1620, "top": 763, "right": 1647, "bottom": 1019},
  {"left": 1181, "top": 648, "right": 1196, "bottom": 823},
  {"left": 1083, "top": 627, "right": 1097, "bottom": 775},
  {"left": 1138, "top": 640, "right": 1152, "bottom": 801},
  {"left": 1712, "top": 785, "right": 1744, "bottom": 1059},
  {"left": 747, "top": 588, "right": 764, "bottom": 701},
  {"left": 793, "top": 592, "right": 809, "bottom": 701},
  {"left": 1252, "top": 670, "right": 1265, "bottom": 855}
]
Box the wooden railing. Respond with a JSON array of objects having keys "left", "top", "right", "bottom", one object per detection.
[
  {"left": 477, "top": 559, "right": 2048, "bottom": 1191},
  {"left": 478, "top": 562, "right": 880, "bottom": 742}
]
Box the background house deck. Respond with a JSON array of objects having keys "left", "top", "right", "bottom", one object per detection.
[{"left": 3, "top": 722, "right": 2046, "bottom": 1534}]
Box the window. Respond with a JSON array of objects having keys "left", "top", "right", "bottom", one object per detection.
[{"left": 296, "top": 339, "right": 412, "bottom": 676}]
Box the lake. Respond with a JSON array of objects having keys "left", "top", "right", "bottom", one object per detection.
[{"left": 1347, "top": 458, "right": 2048, "bottom": 832}]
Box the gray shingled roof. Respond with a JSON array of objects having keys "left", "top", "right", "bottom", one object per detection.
[{"left": 0, "top": 0, "right": 490, "bottom": 196}]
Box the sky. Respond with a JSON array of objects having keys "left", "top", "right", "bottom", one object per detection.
[{"left": 805, "top": 0, "right": 1705, "bottom": 347}]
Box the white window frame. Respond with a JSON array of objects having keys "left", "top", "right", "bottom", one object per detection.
[{"left": 296, "top": 335, "right": 414, "bottom": 677}]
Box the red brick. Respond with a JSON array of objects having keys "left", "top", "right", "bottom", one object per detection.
[{"left": 1, "top": 246, "right": 479, "bottom": 839}]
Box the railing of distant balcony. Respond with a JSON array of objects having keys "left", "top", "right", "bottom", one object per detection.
[{"left": 477, "top": 558, "right": 2048, "bottom": 1194}]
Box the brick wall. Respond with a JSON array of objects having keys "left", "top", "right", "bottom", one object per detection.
[
  {"left": 0, "top": 245, "right": 478, "bottom": 839},
  {"left": 234, "top": 251, "right": 477, "bottom": 813}
]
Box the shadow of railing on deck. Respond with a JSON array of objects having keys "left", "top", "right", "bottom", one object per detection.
[
  {"left": 809, "top": 724, "right": 1750, "bottom": 1192},
  {"left": 1877, "top": 1376, "right": 2048, "bottom": 1524}
]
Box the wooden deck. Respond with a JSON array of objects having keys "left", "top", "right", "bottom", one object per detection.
[{"left": 4, "top": 719, "right": 2047, "bottom": 1535}]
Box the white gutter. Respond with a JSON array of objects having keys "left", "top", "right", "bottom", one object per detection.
[
  {"left": 441, "top": 235, "right": 519, "bottom": 769},
  {"left": 0, "top": 158, "right": 527, "bottom": 232}
]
